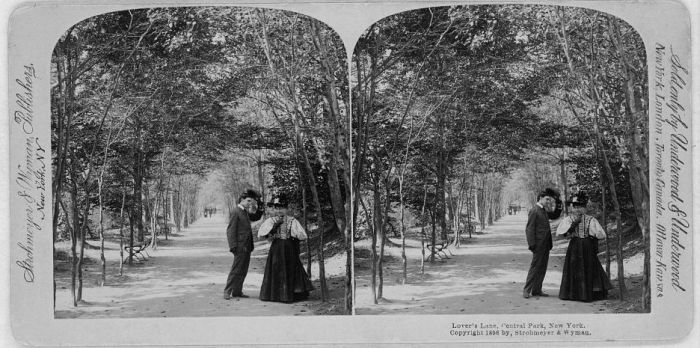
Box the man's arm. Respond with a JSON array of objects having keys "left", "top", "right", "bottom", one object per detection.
[
  {"left": 525, "top": 209, "right": 537, "bottom": 250},
  {"left": 226, "top": 209, "right": 239, "bottom": 253}
]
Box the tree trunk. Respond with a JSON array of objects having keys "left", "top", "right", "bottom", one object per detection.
[
  {"left": 257, "top": 152, "right": 265, "bottom": 201},
  {"left": 98, "top": 175, "right": 106, "bottom": 287},
  {"left": 420, "top": 183, "right": 428, "bottom": 273},
  {"left": 175, "top": 179, "right": 182, "bottom": 232},
  {"left": 399, "top": 177, "right": 407, "bottom": 284},
  {"left": 76, "top": 181, "right": 90, "bottom": 303},
  {"left": 615, "top": 215, "right": 625, "bottom": 300},
  {"left": 53, "top": 36, "right": 76, "bottom": 308},
  {"left": 372, "top": 180, "right": 381, "bottom": 303},
  {"left": 430, "top": 210, "right": 437, "bottom": 263},
  {"left": 164, "top": 185, "right": 170, "bottom": 240},
  {"left": 297, "top": 135, "right": 328, "bottom": 301},
  {"left": 312, "top": 19, "right": 353, "bottom": 309},
  {"left": 169, "top": 186, "right": 176, "bottom": 229},
  {"left": 297, "top": 166, "right": 312, "bottom": 277},
  {"left": 69, "top": 172, "right": 78, "bottom": 307},
  {"left": 493, "top": 185, "right": 502, "bottom": 223},
  {"left": 596, "top": 144, "right": 611, "bottom": 281},
  {"left": 446, "top": 182, "right": 455, "bottom": 235},
  {"left": 603, "top": 179, "right": 611, "bottom": 280},
  {"left": 598, "top": 133, "right": 627, "bottom": 299},
  {"left": 560, "top": 154, "right": 569, "bottom": 215},
  {"left": 467, "top": 182, "right": 473, "bottom": 238},
  {"left": 128, "top": 208, "right": 135, "bottom": 265},
  {"left": 557, "top": 9, "right": 629, "bottom": 301},
  {"left": 149, "top": 183, "right": 159, "bottom": 250},
  {"left": 487, "top": 181, "right": 494, "bottom": 226},
  {"left": 436, "top": 150, "right": 447, "bottom": 240},
  {"left": 477, "top": 179, "right": 486, "bottom": 231},
  {"left": 609, "top": 18, "right": 650, "bottom": 310},
  {"left": 133, "top": 126, "right": 145, "bottom": 243},
  {"left": 119, "top": 187, "right": 126, "bottom": 276},
  {"left": 372, "top": 178, "right": 384, "bottom": 304},
  {"left": 377, "top": 180, "right": 391, "bottom": 300}
]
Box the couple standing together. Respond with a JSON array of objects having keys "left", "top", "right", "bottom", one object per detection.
[
  {"left": 524, "top": 188, "right": 612, "bottom": 302},
  {"left": 224, "top": 189, "right": 314, "bottom": 303}
]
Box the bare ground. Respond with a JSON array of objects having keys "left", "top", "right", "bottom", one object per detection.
[
  {"left": 354, "top": 214, "right": 646, "bottom": 315},
  {"left": 54, "top": 213, "right": 347, "bottom": 318}
]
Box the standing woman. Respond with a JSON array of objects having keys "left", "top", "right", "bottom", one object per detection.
[
  {"left": 556, "top": 192, "right": 612, "bottom": 302},
  {"left": 257, "top": 198, "right": 314, "bottom": 303}
]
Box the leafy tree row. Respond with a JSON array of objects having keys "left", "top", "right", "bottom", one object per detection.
[
  {"left": 52, "top": 7, "right": 352, "bottom": 312},
  {"left": 352, "top": 5, "right": 649, "bottom": 309}
]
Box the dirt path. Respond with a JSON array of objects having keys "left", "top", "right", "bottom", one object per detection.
[
  {"left": 55, "top": 214, "right": 346, "bottom": 318},
  {"left": 355, "top": 214, "right": 615, "bottom": 315}
]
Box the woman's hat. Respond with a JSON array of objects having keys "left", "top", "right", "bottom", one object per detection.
[
  {"left": 268, "top": 196, "right": 288, "bottom": 208},
  {"left": 566, "top": 191, "right": 588, "bottom": 207}
]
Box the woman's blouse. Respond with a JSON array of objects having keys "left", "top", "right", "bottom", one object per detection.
[
  {"left": 556, "top": 214, "right": 607, "bottom": 239},
  {"left": 257, "top": 215, "right": 308, "bottom": 240}
]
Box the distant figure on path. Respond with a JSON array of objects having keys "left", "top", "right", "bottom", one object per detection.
[
  {"left": 523, "top": 188, "right": 557, "bottom": 299},
  {"left": 224, "top": 189, "right": 264, "bottom": 299},
  {"left": 257, "top": 197, "right": 314, "bottom": 303},
  {"left": 556, "top": 192, "right": 612, "bottom": 302}
]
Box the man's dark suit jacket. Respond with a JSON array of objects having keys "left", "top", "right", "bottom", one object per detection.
[
  {"left": 525, "top": 204, "right": 553, "bottom": 251},
  {"left": 227, "top": 205, "right": 263, "bottom": 254}
]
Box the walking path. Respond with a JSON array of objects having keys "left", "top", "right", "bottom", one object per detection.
[
  {"left": 54, "top": 213, "right": 345, "bottom": 318},
  {"left": 354, "top": 214, "right": 618, "bottom": 315}
]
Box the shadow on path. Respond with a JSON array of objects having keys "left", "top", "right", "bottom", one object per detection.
[
  {"left": 354, "top": 214, "right": 611, "bottom": 315},
  {"left": 55, "top": 213, "right": 344, "bottom": 318}
]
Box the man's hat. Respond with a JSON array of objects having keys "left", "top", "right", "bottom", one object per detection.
[
  {"left": 537, "top": 187, "right": 559, "bottom": 200},
  {"left": 239, "top": 189, "right": 261, "bottom": 202}
]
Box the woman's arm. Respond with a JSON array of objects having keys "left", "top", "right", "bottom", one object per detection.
[
  {"left": 257, "top": 217, "right": 276, "bottom": 238},
  {"left": 556, "top": 216, "right": 572, "bottom": 236},
  {"left": 588, "top": 217, "right": 607, "bottom": 239},
  {"left": 289, "top": 218, "right": 308, "bottom": 240}
]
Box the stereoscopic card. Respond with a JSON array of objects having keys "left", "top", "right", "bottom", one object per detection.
[{"left": 5, "top": 0, "right": 696, "bottom": 346}]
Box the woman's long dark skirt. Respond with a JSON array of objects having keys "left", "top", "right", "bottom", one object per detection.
[
  {"left": 259, "top": 239, "right": 314, "bottom": 303},
  {"left": 559, "top": 237, "right": 612, "bottom": 302}
]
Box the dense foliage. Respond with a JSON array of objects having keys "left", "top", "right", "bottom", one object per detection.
[
  {"left": 352, "top": 5, "right": 649, "bottom": 308},
  {"left": 52, "top": 7, "right": 351, "bottom": 311}
]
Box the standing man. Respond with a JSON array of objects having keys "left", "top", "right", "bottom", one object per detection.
[
  {"left": 225, "top": 189, "right": 264, "bottom": 299},
  {"left": 523, "top": 188, "right": 557, "bottom": 299}
]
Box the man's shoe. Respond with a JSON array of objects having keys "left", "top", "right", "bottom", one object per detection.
[
  {"left": 523, "top": 290, "right": 530, "bottom": 299},
  {"left": 231, "top": 293, "right": 250, "bottom": 298},
  {"left": 224, "top": 293, "right": 232, "bottom": 300},
  {"left": 533, "top": 292, "right": 550, "bottom": 297}
]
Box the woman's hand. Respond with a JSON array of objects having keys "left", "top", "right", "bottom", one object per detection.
[
  {"left": 566, "top": 214, "right": 582, "bottom": 235},
  {"left": 571, "top": 214, "right": 583, "bottom": 224},
  {"left": 272, "top": 216, "right": 285, "bottom": 230}
]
